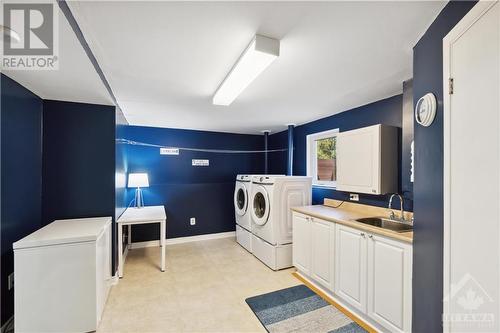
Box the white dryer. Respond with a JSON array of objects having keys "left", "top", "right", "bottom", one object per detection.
[
  {"left": 250, "top": 175, "right": 312, "bottom": 270},
  {"left": 234, "top": 175, "right": 252, "bottom": 252}
]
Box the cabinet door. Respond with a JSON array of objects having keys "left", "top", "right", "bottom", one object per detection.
[
  {"left": 292, "top": 213, "right": 311, "bottom": 274},
  {"left": 311, "top": 218, "right": 334, "bottom": 290},
  {"left": 367, "top": 234, "right": 412, "bottom": 333},
  {"left": 96, "top": 223, "right": 112, "bottom": 323},
  {"left": 334, "top": 224, "right": 367, "bottom": 313},
  {"left": 336, "top": 125, "right": 381, "bottom": 194}
]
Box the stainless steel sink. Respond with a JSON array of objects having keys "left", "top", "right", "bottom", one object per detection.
[{"left": 355, "top": 217, "right": 413, "bottom": 233}]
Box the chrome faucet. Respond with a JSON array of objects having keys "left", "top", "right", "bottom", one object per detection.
[{"left": 388, "top": 193, "right": 405, "bottom": 222}]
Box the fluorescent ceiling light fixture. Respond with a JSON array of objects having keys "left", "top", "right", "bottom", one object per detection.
[{"left": 213, "top": 35, "right": 280, "bottom": 106}]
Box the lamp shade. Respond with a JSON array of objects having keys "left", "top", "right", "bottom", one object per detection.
[{"left": 128, "top": 173, "right": 149, "bottom": 188}]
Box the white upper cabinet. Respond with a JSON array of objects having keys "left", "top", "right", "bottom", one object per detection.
[{"left": 336, "top": 124, "right": 397, "bottom": 195}]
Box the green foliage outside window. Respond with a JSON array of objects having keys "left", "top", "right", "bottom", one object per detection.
[{"left": 316, "top": 137, "right": 336, "bottom": 160}]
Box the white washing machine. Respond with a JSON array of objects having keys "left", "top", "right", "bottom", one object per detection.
[
  {"left": 234, "top": 175, "right": 252, "bottom": 252},
  {"left": 250, "top": 175, "right": 312, "bottom": 270}
]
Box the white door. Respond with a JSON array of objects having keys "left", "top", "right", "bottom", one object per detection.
[
  {"left": 367, "top": 234, "right": 412, "bottom": 333},
  {"left": 335, "top": 224, "right": 367, "bottom": 313},
  {"left": 311, "top": 217, "right": 334, "bottom": 290},
  {"left": 292, "top": 213, "right": 311, "bottom": 274},
  {"left": 443, "top": 2, "right": 500, "bottom": 332},
  {"left": 336, "top": 125, "right": 381, "bottom": 194}
]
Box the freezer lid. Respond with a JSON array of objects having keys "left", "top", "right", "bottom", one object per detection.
[{"left": 13, "top": 217, "right": 111, "bottom": 250}]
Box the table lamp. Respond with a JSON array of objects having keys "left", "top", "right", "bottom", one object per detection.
[{"left": 128, "top": 173, "right": 149, "bottom": 208}]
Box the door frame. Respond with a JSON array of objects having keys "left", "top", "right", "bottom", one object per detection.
[{"left": 442, "top": 1, "right": 500, "bottom": 331}]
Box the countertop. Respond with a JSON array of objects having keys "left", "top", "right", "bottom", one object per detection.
[{"left": 292, "top": 205, "right": 413, "bottom": 243}]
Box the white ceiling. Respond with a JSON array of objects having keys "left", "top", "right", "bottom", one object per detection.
[
  {"left": 4, "top": 1, "right": 447, "bottom": 134},
  {"left": 2, "top": 0, "right": 113, "bottom": 105}
]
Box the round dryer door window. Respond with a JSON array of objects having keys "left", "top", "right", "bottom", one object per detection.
[
  {"left": 234, "top": 183, "right": 248, "bottom": 216},
  {"left": 252, "top": 186, "right": 270, "bottom": 226}
]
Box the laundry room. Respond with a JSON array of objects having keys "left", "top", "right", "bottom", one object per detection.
[{"left": 2, "top": 1, "right": 499, "bottom": 333}]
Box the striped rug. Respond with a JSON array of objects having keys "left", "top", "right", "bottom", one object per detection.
[{"left": 245, "top": 285, "right": 367, "bottom": 333}]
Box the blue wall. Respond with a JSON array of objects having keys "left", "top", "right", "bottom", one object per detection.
[
  {"left": 0, "top": 74, "right": 43, "bottom": 326},
  {"left": 270, "top": 94, "right": 411, "bottom": 211},
  {"left": 412, "top": 1, "right": 477, "bottom": 332},
  {"left": 121, "top": 125, "right": 266, "bottom": 241},
  {"left": 42, "top": 100, "right": 117, "bottom": 272}
]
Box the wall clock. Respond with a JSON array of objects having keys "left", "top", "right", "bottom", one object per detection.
[{"left": 415, "top": 93, "right": 437, "bottom": 127}]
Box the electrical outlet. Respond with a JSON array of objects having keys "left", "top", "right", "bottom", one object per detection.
[
  {"left": 8, "top": 272, "right": 14, "bottom": 290},
  {"left": 349, "top": 193, "right": 359, "bottom": 201},
  {"left": 190, "top": 217, "right": 196, "bottom": 226}
]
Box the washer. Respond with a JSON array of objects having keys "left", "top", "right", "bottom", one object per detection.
[
  {"left": 234, "top": 175, "right": 252, "bottom": 252},
  {"left": 250, "top": 175, "right": 312, "bottom": 270}
]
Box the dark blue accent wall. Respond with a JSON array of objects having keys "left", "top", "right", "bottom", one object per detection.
[
  {"left": 270, "top": 94, "right": 411, "bottom": 211},
  {"left": 121, "top": 125, "right": 265, "bottom": 241},
  {"left": 269, "top": 130, "right": 288, "bottom": 175},
  {"left": 0, "top": 74, "right": 43, "bottom": 326},
  {"left": 42, "top": 100, "right": 118, "bottom": 273},
  {"left": 412, "top": 1, "right": 477, "bottom": 332}
]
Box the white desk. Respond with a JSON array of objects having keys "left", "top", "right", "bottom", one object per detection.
[{"left": 117, "top": 206, "right": 166, "bottom": 277}]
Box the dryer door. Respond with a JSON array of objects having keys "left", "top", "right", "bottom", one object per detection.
[
  {"left": 234, "top": 182, "right": 248, "bottom": 216},
  {"left": 251, "top": 185, "right": 270, "bottom": 226}
]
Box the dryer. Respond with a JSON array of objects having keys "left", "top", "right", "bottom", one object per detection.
[{"left": 250, "top": 175, "right": 312, "bottom": 270}]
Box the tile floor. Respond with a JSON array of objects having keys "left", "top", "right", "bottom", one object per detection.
[{"left": 98, "top": 237, "right": 300, "bottom": 332}]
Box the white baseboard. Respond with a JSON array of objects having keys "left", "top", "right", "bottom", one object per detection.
[{"left": 129, "top": 231, "right": 235, "bottom": 249}]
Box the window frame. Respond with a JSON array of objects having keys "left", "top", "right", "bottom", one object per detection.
[{"left": 306, "top": 128, "right": 340, "bottom": 188}]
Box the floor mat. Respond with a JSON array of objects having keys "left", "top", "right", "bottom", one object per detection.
[{"left": 245, "top": 284, "right": 367, "bottom": 333}]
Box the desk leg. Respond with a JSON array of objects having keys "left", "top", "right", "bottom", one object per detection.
[
  {"left": 127, "top": 225, "right": 132, "bottom": 249},
  {"left": 160, "top": 221, "right": 166, "bottom": 272},
  {"left": 118, "top": 223, "right": 124, "bottom": 278}
]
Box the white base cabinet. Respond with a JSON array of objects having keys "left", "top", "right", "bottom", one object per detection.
[
  {"left": 367, "top": 233, "right": 412, "bottom": 332},
  {"left": 335, "top": 224, "right": 367, "bottom": 313},
  {"left": 292, "top": 213, "right": 311, "bottom": 274},
  {"left": 13, "top": 217, "right": 112, "bottom": 333},
  {"left": 292, "top": 212, "right": 412, "bottom": 332},
  {"left": 311, "top": 218, "right": 334, "bottom": 290}
]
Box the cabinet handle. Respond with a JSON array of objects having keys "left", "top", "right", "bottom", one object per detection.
[
  {"left": 360, "top": 232, "right": 365, "bottom": 238},
  {"left": 368, "top": 235, "right": 373, "bottom": 239}
]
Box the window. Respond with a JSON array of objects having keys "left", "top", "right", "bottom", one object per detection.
[{"left": 307, "top": 129, "right": 339, "bottom": 188}]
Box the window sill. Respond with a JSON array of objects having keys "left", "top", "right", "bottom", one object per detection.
[{"left": 312, "top": 184, "right": 337, "bottom": 190}]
